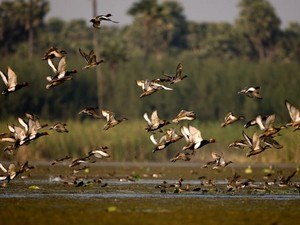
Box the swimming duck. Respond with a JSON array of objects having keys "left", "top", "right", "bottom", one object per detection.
[
  {"left": 144, "top": 110, "right": 169, "bottom": 132},
  {"left": 102, "top": 109, "right": 128, "bottom": 130},
  {"left": 78, "top": 106, "right": 101, "bottom": 119},
  {"left": 49, "top": 123, "right": 69, "bottom": 133},
  {"left": 136, "top": 79, "right": 173, "bottom": 98},
  {"left": 285, "top": 100, "right": 300, "bottom": 131},
  {"left": 172, "top": 110, "right": 196, "bottom": 123},
  {"left": 79, "top": 48, "right": 104, "bottom": 69},
  {"left": 180, "top": 125, "right": 215, "bottom": 151},
  {"left": 203, "top": 152, "right": 233, "bottom": 169},
  {"left": 0, "top": 66, "right": 28, "bottom": 95},
  {"left": 221, "top": 112, "right": 244, "bottom": 127},
  {"left": 42, "top": 46, "right": 66, "bottom": 60},
  {"left": 158, "top": 63, "right": 188, "bottom": 84},
  {"left": 170, "top": 152, "right": 191, "bottom": 162},
  {"left": 88, "top": 146, "right": 110, "bottom": 159},
  {"left": 90, "top": 14, "right": 118, "bottom": 29},
  {"left": 238, "top": 86, "right": 263, "bottom": 99},
  {"left": 242, "top": 131, "right": 270, "bottom": 157}
]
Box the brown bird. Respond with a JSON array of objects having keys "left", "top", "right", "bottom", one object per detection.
[
  {"left": 102, "top": 109, "right": 128, "bottom": 130},
  {"left": 238, "top": 86, "right": 263, "bottom": 99},
  {"left": 150, "top": 128, "right": 182, "bottom": 152},
  {"left": 221, "top": 112, "right": 244, "bottom": 127},
  {"left": 79, "top": 48, "right": 104, "bottom": 69},
  {"left": 144, "top": 110, "right": 169, "bottom": 132},
  {"left": 158, "top": 63, "right": 188, "bottom": 84},
  {"left": 49, "top": 123, "right": 69, "bottom": 133},
  {"left": 170, "top": 152, "right": 191, "bottom": 162},
  {"left": 42, "top": 46, "right": 66, "bottom": 60},
  {"left": 242, "top": 131, "right": 270, "bottom": 157},
  {"left": 285, "top": 100, "right": 300, "bottom": 131},
  {"left": 172, "top": 110, "right": 196, "bottom": 123},
  {"left": 78, "top": 106, "right": 101, "bottom": 119},
  {"left": 181, "top": 125, "right": 215, "bottom": 151},
  {"left": 136, "top": 79, "right": 173, "bottom": 98},
  {"left": 88, "top": 146, "right": 110, "bottom": 159},
  {"left": 90, "top": 14, "right": 118, "bottom": 29},
  {"left": 0, "top": 66, "right": 28, "bottom": 95},
  {"left": 203, "top": 152, "right": 233, "bottom": 169}
]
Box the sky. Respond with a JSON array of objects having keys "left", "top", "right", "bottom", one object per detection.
[{"left": 46, "top": 0, "right": 300, "bottom": 28}]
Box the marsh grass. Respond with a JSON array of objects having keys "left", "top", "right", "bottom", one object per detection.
[{"left": 1, "top": 119, "right": 299, "bottom": 163}]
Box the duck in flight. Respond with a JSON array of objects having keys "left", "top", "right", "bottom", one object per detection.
[
  {"left": 90, "top": 14, "right": 118, "bottom": 29},
  {"left": 0, "top": 66, "right": 28, "bottom": 95}
]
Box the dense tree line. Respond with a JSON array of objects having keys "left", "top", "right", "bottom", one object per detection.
[{"left": 0, "top": 0, "right": 299, "bottom": 122}]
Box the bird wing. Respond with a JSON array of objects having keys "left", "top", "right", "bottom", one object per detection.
[
  {"left": 136, "top": 80, "right": 146, "bottom": 89},
  {"left": 57, "top": 56, "right": 67, "bottom": 76},
  {"left": 151, "top": 82, "right": 173, "bottom": 90},
  {"left": 242, "top": 130, "right": 252, "bottom": 147},
  {"left": 0, "top": 162, "right": 7, "bottom": 173},
  {"left": 175, "top": 63, "right": 183, "bottom": 78},
  {"left": 47, "top": 58, "right": 57, "bottom": 74},
  {"left": 189, "top": 125, "right": 203, "bottom": 143},
  {"left": 0, "top": 70, "right": 8, "bottom": 86},
  {"left": 102, "top": 110, "right": 114, "bottom": 121},
  {"left": 79, "top": 48, "right": 90, "bottom": 63},
  {"left": 180, "top": 126, "right": 190, "bottom": 142},
  {"left": 285, "top": 100, "right": 300, "bottom": 122},
  {"left": 265, "top": 114, "right": 275, "bottom": 129},
  {"left": 211, "top": 152, "right": 221, "bottom": 160},
  {"left": 252, "top": 132, "right": 261, "bottom": 151},
  {"left": 150, "top": 134, "right": 158, "bottom": 145},
  {"left": 224, "top": 112, "right": 233, "bottom": 122},
  {"left": 151, "top": 110, "right": 160, "bottom": 125},
  {"left": 7, "top": 67, "right": 17, "bottom": 88},
  {"left": 18, "top": 117, "right": 28, "bottom": 133},
  {"left": 255, "top": 115, "right": 266, "bottom": 130},
  {"left": 143, "top": 113, "right": 152, "bottom": 125}
]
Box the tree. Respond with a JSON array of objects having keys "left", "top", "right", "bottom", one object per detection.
[
  {"left": 127, "top": 0, "right": 188, "bottom": 61},
  {"left": 0, "top": 0, "right": 49, "bottom": 57},
  {"left": 236, "top": 0, "right": 281, "bottom": 62}
]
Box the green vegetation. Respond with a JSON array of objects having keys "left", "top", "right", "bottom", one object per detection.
[
  {"left": 1, "top": 120, "right": 299, "bottom": 163},
  {"left": 0, "top": 0, "right": 299, "bottom": 162}
]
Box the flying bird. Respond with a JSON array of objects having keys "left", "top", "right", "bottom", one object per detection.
[
  {"left": 221, "top": 112, "right": 244, "bottom": 127},
  {"left": 79, "top": 48, "right": 104, "bottom": 69},
  {"left": 90, "top": 14, "right": 118, "bottom": 29},
  {"left": 102, "top": 109, "right": 128, "bottom": 130},
  {"left": 285, "top": 100, "right": 300, "bottom": 131},
  {"left": 238, "top": 86, "right": 263, "bottom": 99},
  {"left": 0, "top": 67, "right": 28, "bottom": 95},
  {"left": 180, "top": 125, "right": 215, "bottom": 152}
]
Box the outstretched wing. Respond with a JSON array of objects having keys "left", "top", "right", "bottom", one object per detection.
[
  {"left": 0, "top": 70, "right": 8, "bottom": 86},
  {"left": 175, "top": 63, "right": 182, "bottom": 78},
  {"left": 7, "top": 67, "right": 17, "bottom": 88},
  {"left": 79, "top": 48, "right": 90, "bottom": 63}
]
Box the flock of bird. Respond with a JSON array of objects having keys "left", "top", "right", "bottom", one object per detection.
[{"left": 0, "top": 13, "right": 300, "bottom": 192}]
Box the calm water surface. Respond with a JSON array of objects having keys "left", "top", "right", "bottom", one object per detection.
[{"left": 1, "top": 162, "right": 299, "bottom": 225}]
